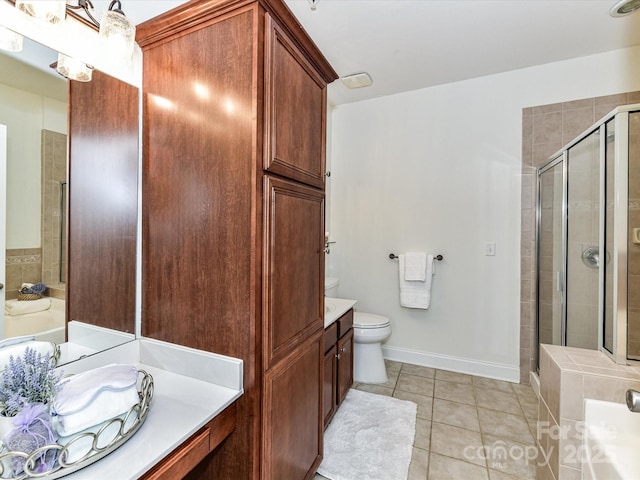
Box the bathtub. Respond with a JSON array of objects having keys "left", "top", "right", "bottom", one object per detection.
[{"left": 4, "top": 297, "right": 66, "bottom": 345}]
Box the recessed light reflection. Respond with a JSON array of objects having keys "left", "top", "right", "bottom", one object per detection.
[
  {"left": 149, "top": 94, "right": 175, "bottom": 111},
  {"left": 223, "top": 98, "right": 235, "bottom": 115},
  {"left": 193, "top": 82, "right": 210, "bottom": 100}
]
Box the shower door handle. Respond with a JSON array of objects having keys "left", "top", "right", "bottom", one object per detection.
[{"left": 556, "top": 272, "right": 563, "bottom": 292}]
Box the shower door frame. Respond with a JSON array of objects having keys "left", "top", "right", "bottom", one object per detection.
[
  {"left": 536, "top": 154, "right": 567, "bottom": 354},
  {"left": 535, "top": 104, "right": 638, "bottom": 367}
]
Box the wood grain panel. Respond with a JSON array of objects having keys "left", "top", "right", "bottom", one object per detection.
[
  {"left": 263, "top": 175, "right": 324, "bottom": 368},
  {"left": 264, "top": 14, "right": 327, "bottom": 188},
  {"left": 323, "top": 344, "right": 337, "bottom": 428},
  {"left": 67, "top": 70, "right": 138, "bottom": 334},
  {"left": 337, "top": 328, "right": 354, "bottom": 405},
  {"left": 141, "top": 10, "right": 259, "bottom": 480},
  {"left": 323, "top": 322, "right": 337, "bottom": 353},
  {"left": 262, "top": 332, "right": 323, "bottom": 480}
]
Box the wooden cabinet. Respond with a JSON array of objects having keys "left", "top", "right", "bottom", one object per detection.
[
  {"left": 137, "top": 1, "right": 336, "bottom": 479},
  {"left": 264, "top": 15, "right": 327, "bottom": 188},
  {"left": 264, "top": 175, "right": 324, "bottom": 369},
  {"left": 323, "top": 309, "right": 354, "bottom": 428},
  {"left": 140, "top": 404, "right": 237, "bottom": 480}
]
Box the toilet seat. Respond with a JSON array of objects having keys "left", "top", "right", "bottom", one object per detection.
[{"left": 354, "top": 312, "right": 390, "bottom": 329}]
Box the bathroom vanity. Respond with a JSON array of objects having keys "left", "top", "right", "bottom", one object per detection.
[
  {"left": 323, "top": 298, "right": 357, "bottom": 427},
  {"left": 51, "top": 338, "right": 243, "bottom": 479}
]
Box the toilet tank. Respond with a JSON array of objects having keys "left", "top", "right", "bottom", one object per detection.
[{"left": 325, "top": 277, "right": 339, "bottom": 297}]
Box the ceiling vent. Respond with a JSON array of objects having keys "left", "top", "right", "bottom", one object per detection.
[{"left": 340, "top": 72, "right": 373, "bottom": 89}]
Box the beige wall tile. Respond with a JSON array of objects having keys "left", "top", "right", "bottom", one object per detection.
[
  {"left": 583, "top": 375, "right": 640, "bottom": 404},
  {"left": 559, "top": 371, "right": 584, "bottom": 421},
  {"left": 533, "top": 103, "right": 563, "bottom": 115}
]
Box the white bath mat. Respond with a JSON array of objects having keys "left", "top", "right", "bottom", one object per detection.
[{"left": 318, "top": 388, "right": 417, "bottom": 480}]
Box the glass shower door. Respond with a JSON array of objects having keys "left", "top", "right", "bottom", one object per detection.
[
  {"left": 566, "top": 130, "right": 601, "bottom": 349},
  {"left": 538, "top": 159, "right": 564, "bottom": 351}
]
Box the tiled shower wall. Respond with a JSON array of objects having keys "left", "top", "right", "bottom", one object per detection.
[
  {"left": 5, "top": 248, "right": 42, "bottom": 299},
  {"left": 41, "top": 129, "right": 67, "bottom": 288},
  {"left": 520, "top": 91, "right": 640, "bottom": 384}
]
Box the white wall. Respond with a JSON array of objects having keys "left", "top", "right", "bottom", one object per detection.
[
  {"left": 327, "top": 45, "right": 640, "bottom": 382},
  {"left": 0, "top": 83, "right": 66, "bottom": 249}
]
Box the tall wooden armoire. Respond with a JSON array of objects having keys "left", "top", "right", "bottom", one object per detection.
[{"left": 136, "top": 1, "right": 337, "bottom": 478}]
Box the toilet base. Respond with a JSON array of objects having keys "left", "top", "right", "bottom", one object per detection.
[{"left": 353, "top": 342, "right": 388, "bottom": 384}]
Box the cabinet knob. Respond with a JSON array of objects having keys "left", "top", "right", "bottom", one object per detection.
[
  {"left": 340, "top": 347, "right": 346, "bottom": 353},
  {"left": 335, "top": 353, "right": 341, "bottom": 360}
]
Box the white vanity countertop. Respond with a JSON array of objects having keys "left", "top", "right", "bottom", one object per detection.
[
  {"left": 58, "top": 338, "right": 243, "bottom": 480},
  {"left": 324, "top": 297, "right": 357, "bottom": 328}
]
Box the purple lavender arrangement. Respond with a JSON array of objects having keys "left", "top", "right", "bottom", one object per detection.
[{"left": 0, "top": 347, "right": 63, "bottom": 417}]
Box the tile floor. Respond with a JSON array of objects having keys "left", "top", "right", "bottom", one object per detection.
[{"left": 315, "top": 360, "right": 539, "bottom": 480}]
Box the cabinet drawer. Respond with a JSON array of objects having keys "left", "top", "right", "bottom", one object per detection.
[
  {"left": 141, "top": 403, "right": 237, "bottom": 480},
  {"left": 324, "top": 322, "right": 338, "bottom": 353},
  {"left": 142, "top": 427, "right": 210, "bottom": 480},
  {"left": 337, "top": 309, "right": 353, "bottom": 338}
]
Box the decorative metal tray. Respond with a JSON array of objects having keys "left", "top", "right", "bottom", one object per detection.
[{"left": 0, "top": 370, "right": 153, "bottom": 479}]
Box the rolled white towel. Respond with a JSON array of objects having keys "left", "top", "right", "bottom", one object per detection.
[
  {"left": 5, "top": 297, "right": 51, "bottom": 316},
  {"left": 52, "top": 364, "right": 139, "bottom": 437}
]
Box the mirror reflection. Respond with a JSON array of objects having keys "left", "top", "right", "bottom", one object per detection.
[{"left": 0, "top": 36, "right": 136, "bottom": 364}]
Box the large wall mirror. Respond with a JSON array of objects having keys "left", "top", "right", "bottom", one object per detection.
[{"left": 0, "top": 36, "right": 138, "bottom": 365}]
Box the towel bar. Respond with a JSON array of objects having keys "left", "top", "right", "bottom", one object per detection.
[{"left": 389, "top": 253, "right": 443, "bottom": 261}]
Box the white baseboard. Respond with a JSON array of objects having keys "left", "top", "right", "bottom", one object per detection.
[{"left": 382, "top": 345, "right": 521, "bottom": 383}]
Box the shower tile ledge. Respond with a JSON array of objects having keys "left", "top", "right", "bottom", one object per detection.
[
  {"left": 57, "top": 338, "right": 243, "bottom": 480},
  {"left": 538, "top": 344, "right": 640, "bottom": 479}
]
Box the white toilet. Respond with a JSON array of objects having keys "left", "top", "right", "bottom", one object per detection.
[{"left": 325, "top": 277, "right": 392, "bottom": 384}]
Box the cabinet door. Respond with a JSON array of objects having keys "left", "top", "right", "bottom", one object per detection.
[
  {"left": 323, "top": 344, "right": 337, "bottom": 428},
  {"left": 263, "top": 175, "right": 324, "bottom": 368},
  {"left": 337, "top": 328, "right": 354, "bottom": 405},
  {"left": 262, "top": 333, "right": 323, "bottom": 480},
  {"left": 264, "top": 14, "right": 327, "bottom": 188}
]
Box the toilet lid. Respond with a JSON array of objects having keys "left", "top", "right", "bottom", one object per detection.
[{"left": 353, "top": 312, "right": 391, "bottom": 328}]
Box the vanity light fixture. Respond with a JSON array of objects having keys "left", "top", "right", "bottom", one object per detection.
[
  {"left": 11, "top": 0, "right": 136, "bottom": 81},
  {"left": 15, "top": 0, "right": 66, "bottom": 24},
  {"left": 0, "top": 25, "right": 23, "bottom": 52},
  {"left": 56, "top": 52, "right": 93, "bottom": 82},
  {"left": 67, "top": 0, "right": 136, "bottom": 62}
]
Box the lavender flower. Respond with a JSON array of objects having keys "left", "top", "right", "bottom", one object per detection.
[{"left": 0, "top": 347, "right": 63, "bottom": 417}]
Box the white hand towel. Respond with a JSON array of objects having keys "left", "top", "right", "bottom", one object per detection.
[
  {"left": 398, "top": 254, "right": 434, "bottom": 309},
  {"left": 404, "top": 252, "right": 427, "bottom": 281},
  {"left": 5, "top": 297, "right": 51, "bottom": 316}
]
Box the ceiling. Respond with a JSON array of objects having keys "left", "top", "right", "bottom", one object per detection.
[{"left": 15, "top": 0, "right": 640, "bottom": 105}]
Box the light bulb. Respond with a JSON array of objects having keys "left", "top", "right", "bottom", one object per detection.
[{"left": 100, "top": 8, "right": 136, "bottom": 63}]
